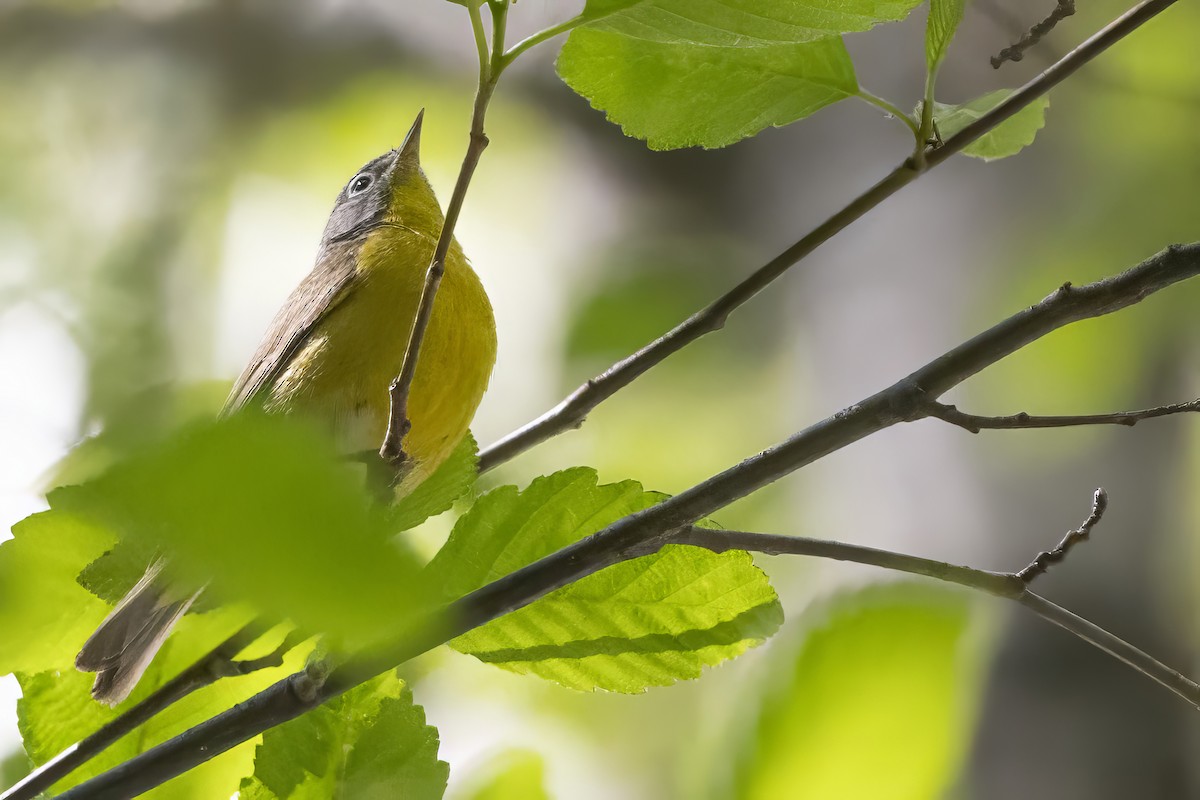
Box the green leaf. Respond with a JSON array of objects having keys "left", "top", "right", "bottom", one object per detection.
[
  {"left": 457, "top": 750, "right": 549, "bottom": 800},
  {"left": 428, "top": 468, "right": 783, "bottom": 691},
  {"left": 934, "top": 90, "right": 1050, "bottom": 160},
  {"left": 241, "top": 671, "right": 448, "bottom": 800},
  {"left": 925, "top": 0, "right": 966, "bottom": 71},
  {"left": 576, "top": 0, "right": 925, "bottom": 39},
  {"left": 390, "top": 432, "right": 479, "bottom": 532},
  {"left": 733, "top": 584, "right": 989, "bottom": 800},
  {"left": 49, "top": 412, "right": 431, "bottom": 648},
  {"left": 17, "top": 609, "right": 309, "bottom": 796},
  {"left": 0, "top": 511, "right": 114, "bottom": 674},
  {"left": 558, "top": 1, "right": 872, "bottom": 149},
  {"left": 77, "top": 538, "right": 158, "bottom": 606}
]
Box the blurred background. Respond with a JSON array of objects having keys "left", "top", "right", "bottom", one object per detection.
[{"left": 1, "top": 0, "right": 1198, "bottom": 797}]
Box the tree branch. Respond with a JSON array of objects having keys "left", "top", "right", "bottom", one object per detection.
[
  {"left": 1, "top": 622, "right": 272, "bottom": 800},
  {"left": 927, "top": 398, "right": 1200, "bottom": 432},
  {"left": 379, "top": 1, "right": 508, "bottom": 468},
  {"left": 476, "top": 0, "right": 1182, "bottom": 474},
  {"left": 58, "top": 240, "right": 1200, "bottom": 799}
]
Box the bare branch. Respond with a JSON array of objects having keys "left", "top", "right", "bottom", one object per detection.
[
  {"left": 56, "top": 234, "right": 1200, "bottom": 799},
  {"left": 670, "top": 527, "right": 1022, "bottom": 597},
  {"left": 927, "top": 398, "right": 1200, "bottom": 433},
  {"left": 992, "top": 0, "right": 1077, "bottom": 69},
  {"left": 477, "top": 0, "right": 1183, "bottom": 474},
  {"left": 1017, "top": 488, "right": 1108, "bottom": 583}
]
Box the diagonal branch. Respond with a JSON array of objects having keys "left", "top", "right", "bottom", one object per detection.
[
  {"left": 379, "top": 2, "right": 508, "bottom": 468},
  {"left": 477, "top": 0, "right": 1182, "bottom": 474},
  {"left": 927, "top": 398, "right": 1200, "bottom": 432},
  {"left": 57, "top": 241, "right": 1200, "bottom": 799},
  {"left": 0, "top": 621, "right": 273, "bottom": 800}
]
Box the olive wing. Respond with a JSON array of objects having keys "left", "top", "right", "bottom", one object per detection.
[{"left": 223, "top": 239, "right": 361, "bottom": 414}]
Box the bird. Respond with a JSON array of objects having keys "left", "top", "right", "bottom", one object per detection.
[{"left": 74, "top": 111, "right": 497, "bottom": 705}]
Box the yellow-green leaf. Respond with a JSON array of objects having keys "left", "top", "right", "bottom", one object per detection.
[
  {"left": 934, "top": 90, "right": 1050, "bottom": 161},
  {"left": 428, "top": 468, "right": 783, "bottom": 691}
]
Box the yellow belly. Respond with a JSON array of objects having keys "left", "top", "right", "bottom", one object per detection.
[{"left": 265, "top": 228, "right": 496, "bottom": 488}]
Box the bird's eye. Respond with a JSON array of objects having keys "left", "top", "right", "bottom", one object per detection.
[{"left": 348, "top": 173, "right": 374, "bottom": 196}]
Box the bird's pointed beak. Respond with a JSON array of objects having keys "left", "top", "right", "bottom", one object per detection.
[{"left": 397, "top": 109, "right": 425, "bottom": 164}]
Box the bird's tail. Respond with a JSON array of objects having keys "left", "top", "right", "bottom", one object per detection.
[{"left": 75, "top": 560, "right": 197, "bottom": 706}]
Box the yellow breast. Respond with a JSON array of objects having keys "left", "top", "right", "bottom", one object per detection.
[{"left": 266, "top": 225, "right": 496, "bottom": 488}]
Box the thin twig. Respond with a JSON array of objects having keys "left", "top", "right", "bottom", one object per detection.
[
  {"left": 1015, "top": 591, "right": 1200, "bottom": 707},
  {"left": 1017, "top": 488, "right": 1108, "bottom": 582},
  {"left": 927, "top": 398, "right": 1200, "bottom": 433},
  {"left": 992, "top": 0, "right": 1077, "bottom": 69},
  {"left": 379, "top": 2, "right": 508, "bottom": 468},
  {"left": 975, "top": 0, "right": 1200, "bottom": 110},
  {"left": 477, "top": 0, "right": 1183, "bottom": 474},
  {"left": 670, "top": 527, "right": 1023, "bottom": 597},
  {"left": 56, "top": 239, "right": 1200, "bottom": 799},
  {"left": 0, "top": 621, "right": 270, "bottom": 800},
  {"left": 674, "top": 525, "right": 1200, "bottom": 708}
]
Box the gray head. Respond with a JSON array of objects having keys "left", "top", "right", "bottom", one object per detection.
[{"left": 320, "top": 110, "right": 424, "bottom": 243}]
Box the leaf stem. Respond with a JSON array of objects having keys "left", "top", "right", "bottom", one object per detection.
[
  {"left": 501, "top": 14, "right": 586, "bottom": 67},
  {"left": 916, "top": 64, "right": 939, "bottom": 164},
  {"left": 469, "top": 3, "right": 490, "bottom": 83},
  {"left": 856, "top": 89, "right": 921, "bottom": 139}
]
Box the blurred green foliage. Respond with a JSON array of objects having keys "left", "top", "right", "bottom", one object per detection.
[
  {"left": 454, "top": 750, "right": 549, "bottom": 800},
  {"left": 50, "top": 412, "right": 432, "bottom": 649},
  {"left": 730, "top": 584, "right": 988, "bottom": 800}
]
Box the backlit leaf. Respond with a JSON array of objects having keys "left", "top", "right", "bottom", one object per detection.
[
  {"left": 0, "top": 511, "right": 113, "bottom": 674},
  {"left": 558, "top": 0, "right": 881, "bottom": 148},
  {"left": 240, "top": 671, "right": 448, "bottom": 800},
  {"left": 428, "top": 468, "right": 783, "bottom": 691},
  {"left": 926, "top": 0, "right": 966, "bottom": 71},
  {"left": 391, "top": 432, "right": 479, "bottom": 532}
]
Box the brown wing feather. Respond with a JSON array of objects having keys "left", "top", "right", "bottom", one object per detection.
[{"left": 223, "top": 239, "right": 361, "bottom": 414}]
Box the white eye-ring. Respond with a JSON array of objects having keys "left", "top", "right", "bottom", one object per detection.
[{"left": 348, "top": 172, "right": 374, "bottom": 196}]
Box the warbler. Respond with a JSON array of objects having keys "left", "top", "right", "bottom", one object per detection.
[{"left": 74, "top": 111, "right": 497, "bottom": 704}]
